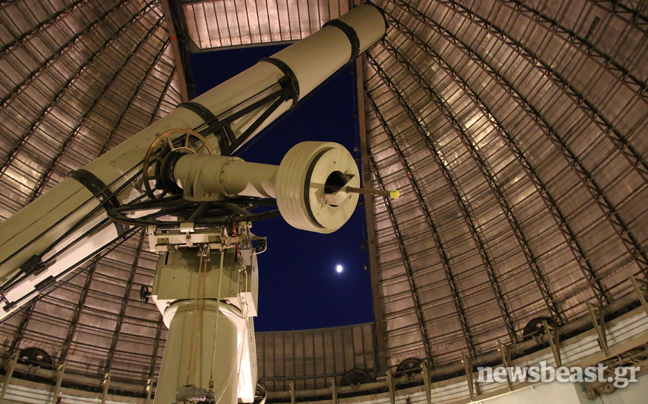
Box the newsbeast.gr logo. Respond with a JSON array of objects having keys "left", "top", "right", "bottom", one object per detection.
[{"left": 477, "top": 361, "right": 639, "bottom": 388}]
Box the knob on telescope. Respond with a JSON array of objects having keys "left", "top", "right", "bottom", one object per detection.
[{"left": 140, "top": 285, "right": 151, "bottom": 304}]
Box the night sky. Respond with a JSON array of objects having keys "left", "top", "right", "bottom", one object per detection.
[{"left": 189, "top": 45, "right": 374, "bottom": 332}]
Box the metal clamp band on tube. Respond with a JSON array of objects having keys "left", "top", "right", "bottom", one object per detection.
[
  {"left": 69, "top": 169, "right": 127, "bottom": 236},
  {"left": 258, "top": 57, "right": 300, "bottom": 105},
  {"left": 178, "top": 101, "right": 236, "bottom": 148},
  {"left": 323, "top": 19, "right": 360, "bottom": 62}
]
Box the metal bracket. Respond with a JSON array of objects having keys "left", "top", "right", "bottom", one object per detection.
[
  {"left": 146, "top": 378, "right": 154, "bottom": 404},
  {"left": 386, "top": 371, "right": 395, "bottom": 404},
  {"left": 630, "top": 276, "right": 648, "bottom": 317},
  {"left": 328, "top": 377, "right": 338, "bottom": 404},
  {"left": 421, "top": 361, "right": 432, "bottom": 404},
  {"left": 147, "top": 224, "right": 235, "bottom": 253},
  {"left": 19, "top": 254, "right": 45, "bottom": 276},
  {"left": 461, "top": 352, "right": 475, "bottom": 400},
  {"left": 0, "top": 352, "right": 19, "bottom": 402},
  {"left": 543, "top": 319, "right": 562, "bottom": 367},
  {"left": 1, "top": 292, "right": 15, "bottom": 312},
  {"left": 259, "top": 58, "right": 299, "bottom": 106},
  {"left": 101, "top": 371, "right": 111, "bottom": 404},
  {"left": 587, "top": 301, "right": 610, "bottom": 357},
  {"left": 498, "top": 340, "right": 513, "bottom": 392},
  {"left": 51, "top": 362, "right": 67, "bottom": 404},
  {"left": 198, "top": 243, "right": 211, "bottom": 259}
]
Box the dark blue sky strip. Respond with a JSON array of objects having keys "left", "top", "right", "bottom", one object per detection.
[{"left": 190, "top": 45, "right": 373, "bottom": 331}]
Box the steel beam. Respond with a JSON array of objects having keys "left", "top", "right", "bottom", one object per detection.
[
  {"left": 461, "top": 352, "right": 475, "bottom": 400},
  {"left": 103, "top": 230, "right": 145, "bottom": 373},
  {"left": 495, "top": 0, "right": 648, "bottom": 100},
  {"left": 587, "top": 301, "right": 610, "bottom": 357},
  {"left": 376, "top": 40, "right": 565, "bottom": 325},
  {"left": 329, "top": 378, "right": 338, "bottom": 404},
  {"left": 59, "top": 260, "right": 99, "bottom": 364},
  {"left": 51, "top": 362, "right": 66, "bottom": 404},
  {"left": 356, "top": 56, "right": 388, "bottom": 372},
  {"left": 5, "top": 230, "right": 138, "bottom": 366},
  {"left": 146, "top": 313, "right": 164, "bottom": 400},
  {"left": 160, "top": 0, "right": 192, "bottom": 101},
  {"left": 365, "top": 90, "right": 477, "bottom": 358},
  {"left": 101, "top": 371, "right": 111, "bottom": 404},
  {"left": 439, "top": 0, "right": 648, "bottom": 185},
  {"left": 385, "top": 17, "right": 611, "bottom": 306},
  {"left": 386, "top": 371, "right": 395, "bottom": 404},
  {"left": 497, "top": 340, "right": 513, "bottom": 391},
  {"left": 1, "top": 228, "right": 140, "bottom": 373},
  {"left": 589, "top": 1, "right": 648, "bottom": 34},
  {"left": 0, "top": 0, "right": 139, "bottom": 111},
  {"left": 0, "top": 0, "right": 90, "bottom": 58},
  {"left": 0, "top": 1, "right": 159, "bottom": 179},
  {"left": 392, "top": 0, "right": 648, "bottom": 281},
  {"left": 9, "top": 301, "right": 35, "bottom": 353},
  {"left": 630, "top": 276, "right": 648, "bottom": 317},
  {"left": 0, "top": 352, "right": 19, "bottom": 401},
  {"left": 542, "top": 320, "right": 562, "bottom": 367},
  {"left": 27, "top": 24, "right": 168, "bottom": 202},
  {"left": 366, "top": 56, "right": 518, "bottom": 343},
  {"left": 363, "top": 145, "right": 435, "bottom": 366},
  {"left": 421, "top": 361, "right": 432, "bottom": 404},
  {"left": 98, "top": 41, "right": 174, "bottom": 156},
  {"left": 146, "top": 378, "right": 153, "bottom": 404},
  {"left": 146, "top": 67, "right": 177, "bottom": 128}
]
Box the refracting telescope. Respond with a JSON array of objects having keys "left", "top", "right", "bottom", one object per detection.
[{"left": 0, "top": 3, "right": 389, "bottom": 403}]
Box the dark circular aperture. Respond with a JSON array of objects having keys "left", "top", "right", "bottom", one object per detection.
[{"left": 324, "top": 170, "right": 347, "bottom": 194}]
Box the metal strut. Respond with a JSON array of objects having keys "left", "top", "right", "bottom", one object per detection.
[{"left": 366, "top": 57, "right": 518, "bottom": 343}]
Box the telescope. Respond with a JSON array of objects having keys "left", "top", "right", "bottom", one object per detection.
[{"left": 0, "top": 3, "right": 387, "bottom": 403}]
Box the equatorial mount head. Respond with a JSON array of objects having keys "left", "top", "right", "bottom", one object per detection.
[
  {"left": 172, "top": 141, "right": 362, "bottom": 234},
  {"left": 113, "top": 136, "right": 372, "bottom": 234}
]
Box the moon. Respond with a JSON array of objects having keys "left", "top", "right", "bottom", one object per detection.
[{"left": 336, "top": 264, "right": 343, "bottom": 273}]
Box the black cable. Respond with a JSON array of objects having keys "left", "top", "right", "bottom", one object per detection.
[
  {"left": 107, "top": 194, "right": 280, "bottom": 228},
  {"left": 0, "top": 168, "right": 144, "bottom": 300},
  {"left": 0, "top": 218, "right": 111, "bottom": 294},
  {"left": 0, "top": 167, "right": 143, "bottom": 272}
]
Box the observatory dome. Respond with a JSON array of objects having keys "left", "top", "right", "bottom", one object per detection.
[{"left": 0, "top": 0, "right": 647, "bottom": 403}]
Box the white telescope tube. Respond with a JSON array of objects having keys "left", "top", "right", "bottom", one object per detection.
[
  {"left": 0, "top": 3, "right": 386, "bottom": 319},
  {"left": 174, "top": 155, "right": 279, "bottom": 200}
]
